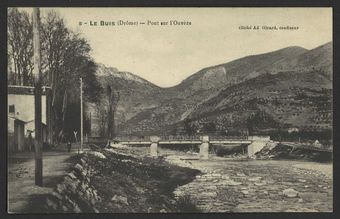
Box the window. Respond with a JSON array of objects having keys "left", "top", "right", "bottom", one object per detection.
[{"left": 9, "top": 105, "right": 15, "bottom": 113}]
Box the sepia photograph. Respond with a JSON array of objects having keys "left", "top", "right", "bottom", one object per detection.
[{"left": 7, "top": 7, "right": 333, "bottom": 213}]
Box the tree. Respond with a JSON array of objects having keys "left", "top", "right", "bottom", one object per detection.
[
  {"left": 203, "top": 122, "right": 216, "bottom": 133},
  {"left": 95, "top": 102, "right": 108, "bottom": 137},
  {"left": 184, "top": 119, "right": 199, "bottom": 135},
  {"left": 246, "top": 113, "right": 255, "bottom": 135},
  {"left": 93, "top": 82, "right": 120, "bottom": 138},
  {"left": 53, "top": 33, "right": 102, "bottom": 143},
  {"left": 106, "top": 85, "right": 120, "bottom": 138},
  {"left": 8, "top": 9, "right": 102, "bottom": 143},
  {"left": 40, "top": 11, "right": 103, "bottom": 143},
  {"left": 40, "top": 10, "right": 70, "bottom": 144},
  {"left": 8, "top": 8, "right": 33, "bottom": 85}
]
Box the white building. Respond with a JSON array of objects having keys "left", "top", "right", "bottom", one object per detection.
[{"left": 8, "top": 85, "right": 48, "bottom": 152}]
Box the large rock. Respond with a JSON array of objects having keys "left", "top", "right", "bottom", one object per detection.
[
  {"left": 248, "top": 177, "right": 262, "bottom": 182},
  {"left": 90, "top": 151, "right": 106, "bottom": 159},
  {"left": 254, "top": 181, "right": 267, "bottom": 186},
  {"left": 226, "top": 180, "right": 242, "bottom": 186},
  {"left": 241, "top": 190, "right": 249, "bottom": 195},
  {"left": 297, "top": 179, "right": 306, "bottom": 183},
  {"left": 283, "top": 188, "right": 299, "bottom": 198},
  {"left": 111, "top": 195, "right": 128, "bottom": 205}
]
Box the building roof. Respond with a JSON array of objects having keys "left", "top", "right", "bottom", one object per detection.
[
  {"left": 8, "top": 116, "right": 47, "bottom": 125},
  {"left": 8, "top": 116, "right": 27, "bottom": 124},
  {"left": 8, "top": 85, "right": 49, "bottom": 95}
]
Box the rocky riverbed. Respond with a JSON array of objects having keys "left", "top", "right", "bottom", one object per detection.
[{"left": 166, "top": 154, "right": 332, "bottom": 212}]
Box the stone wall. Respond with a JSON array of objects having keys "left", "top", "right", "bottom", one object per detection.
[
  {"left": 45, "top": 154, "right": 101, "bottom": 213},
  {"left": 43, "top": 148, "right": 201, "bottom": 213}
]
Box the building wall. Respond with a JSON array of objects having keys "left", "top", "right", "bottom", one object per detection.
[
  {"left": 15, "top": 121, "right": 25, "bottom": 151},
  {"left": 8, "top": 94, "right": 47, "bottom": 125},
  {"left": 8, "top": 117, "right": 15, "bottom": 134},
  {"left": 8, "top": 91, "right": 48, "bottom": 152}
]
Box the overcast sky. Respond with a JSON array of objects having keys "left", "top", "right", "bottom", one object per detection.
[{"left": 21, "top": 8, "right": 332, "bottom": 87}]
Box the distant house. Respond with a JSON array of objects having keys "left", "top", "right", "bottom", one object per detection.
[{"left": 8, "top": 85, "right": 48, "bottom": 152}]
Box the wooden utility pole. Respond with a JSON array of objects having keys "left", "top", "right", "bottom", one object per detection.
[
  {"left": 47, "top": 87, "right": 53, "bottom": 145},
  {"left": 80, "top": 78, "right": 83, "bottom": 152},
  {"left": 33, "top": 7, "right": 43, "bottom": 186},
  {"left": 89, "top": 112, "right": 91, "bottom": 136}
]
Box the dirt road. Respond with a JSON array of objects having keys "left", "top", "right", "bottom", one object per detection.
[{"left": 7, "top": 149, "right": 81, "bottom": 213}]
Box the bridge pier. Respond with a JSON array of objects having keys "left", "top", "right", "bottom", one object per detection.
[
  {"left": 199, "top": 136, "right": 209, "bottom": 159},
  {"left": 150, "top": 136, "right": 160, "bottom": 157},
  {"left": 247, "top": 136, "right": 270, "bottom": 158}
]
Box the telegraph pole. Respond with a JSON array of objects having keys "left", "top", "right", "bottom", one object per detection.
[
  {"left": 80, "top": 78, "right": 83, "bottom": 152},
  {"left": 33, "top": 8, "right": 43, "bottom": 186}
]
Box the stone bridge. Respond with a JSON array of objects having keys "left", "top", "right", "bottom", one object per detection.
[{"left": 111, "top": 135, "right": 271, "bottom": 159}]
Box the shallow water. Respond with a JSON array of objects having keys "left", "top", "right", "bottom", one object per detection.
[{"left": 166, "top": 154, "right": 333, "bottom": 212}]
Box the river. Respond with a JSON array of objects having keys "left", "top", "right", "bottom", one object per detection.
[{"left": 165, "top": 152, "right": 332, "bottom": 212}]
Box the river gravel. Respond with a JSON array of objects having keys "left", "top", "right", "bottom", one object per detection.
[{"left": 166, "top": 154, "right": 332, "bottom": 212}]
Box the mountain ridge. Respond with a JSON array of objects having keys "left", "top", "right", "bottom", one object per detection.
[
  {"left": 88, "top": 41, "right": 332, "bottom": 136},
  {"left": 96, "top": 41, "right": 331, "bottom": 91}
]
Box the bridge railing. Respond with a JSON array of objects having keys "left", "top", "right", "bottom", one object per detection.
[
  {"left": 210, "top": 135, "right": 248, "bottom": 141},
  {"left": 159, "top": 135, "right": 201, "bottom": 141},
  {"left": 116, "top": 136, "right": 151, "bottom": 142},
  {"left": 116, "top": 135, "right": 249, "bottom": 142}
]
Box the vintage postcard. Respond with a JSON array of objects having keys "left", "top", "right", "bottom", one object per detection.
[{"left": 7, "top": 7, "right": 332, "bottom": 213}]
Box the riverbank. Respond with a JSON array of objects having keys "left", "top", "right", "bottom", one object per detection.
[{"left": 14, "top": 147, "right": 200, "bottom": 213}]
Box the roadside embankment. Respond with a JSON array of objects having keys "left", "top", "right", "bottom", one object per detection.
[{"left": 41, "top": 148, "right": 200, "bottom": 213}]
